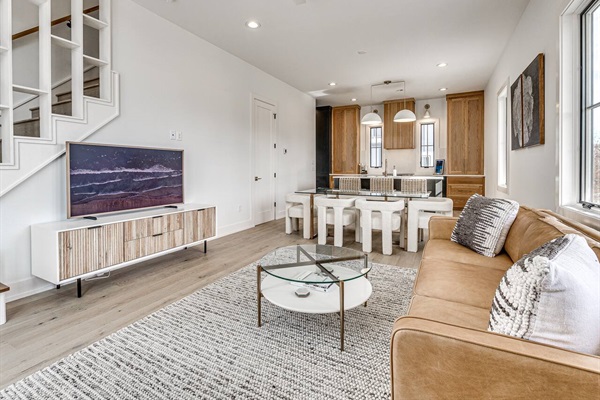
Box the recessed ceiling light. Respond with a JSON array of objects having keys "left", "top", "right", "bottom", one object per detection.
[
  {"left": 437, "top": 62, "right": 448, "bottom": 67},
  {"left": 351, "top": 98, "right": 357, "bottom": 102},
  {"left": 439, "top": 87, "right": 448, "bottom": 91},
  {"left": 329, "top": 82, "right": 336, "bottom": 86},
  {"left": 246, "top": 20, "right": 261, "bottom": 29}
]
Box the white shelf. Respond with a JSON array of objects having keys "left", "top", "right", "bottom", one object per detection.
[
  {"left": 0, "top": 104, "right": 9, "bottom": 109},
  {"left": 83, "top": 14, "right": 108, "bottom": 30},
  {"left": 0, "top": 46, "right": 8, "bottom": 53},
  {"left": 12, "top": 85, "right": 48, "bottom": 95},
  {"left": 51, "top": 35, "right": 79, "bottom": 49},
  {"left": 83, "top": 55, "right": 109, "bottom": 67}
]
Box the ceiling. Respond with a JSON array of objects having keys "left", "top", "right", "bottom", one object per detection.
[{"left": 131, "top": 0, "right": 531, "bottom": 107}]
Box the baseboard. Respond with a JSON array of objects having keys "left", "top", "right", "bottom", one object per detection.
[
  {"left": 5, "top": 276, "right": 54, "bottom": 303},
  {"left": 215, "top": 219, "right": 254, "bottom": 239}
]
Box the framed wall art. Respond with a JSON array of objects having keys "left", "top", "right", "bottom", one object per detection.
[{"left": 511, "top": 53, "right": 545, "bottom": 150}]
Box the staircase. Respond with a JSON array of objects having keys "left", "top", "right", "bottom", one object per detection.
[
  {"left": 13, "top": 77, "right": 101, "bottom": 138},
  {"left": 0, "top": 0, "right": 119, "bottom": 197}
]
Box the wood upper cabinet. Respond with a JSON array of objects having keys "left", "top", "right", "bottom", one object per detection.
[
  {"left": 383, "top": 98, "right": 416, "bottom": 149},
  {"left": 446, "top": 91, "right": 484, "bottom": 175},
  {"left": 331, "top": 105, "right": 360, "bottom": 178}
]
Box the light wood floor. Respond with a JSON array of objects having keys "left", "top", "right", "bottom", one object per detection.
[{"left": 0, "top": 219, "right": 424, "bottom": 389}]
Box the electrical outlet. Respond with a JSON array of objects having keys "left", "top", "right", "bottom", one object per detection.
[
  {"left": 176, "top": 131, "right": 182, "bottom": 141},
  {"left": 169, "top": 130, "right": 176, "bottom": 140}
]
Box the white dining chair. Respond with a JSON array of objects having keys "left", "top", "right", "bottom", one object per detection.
[
  {"left": 285, "top": 193, "right": 315, "bottom": 239},
  {"left": 314, "top": 196, "right": 360, "bottom": 247},
  {"left": 406, "top": 197, "right": 453, "bottom": 252},
  {"left": 355, "top": 198, "right": 405, "bottom": 256}
]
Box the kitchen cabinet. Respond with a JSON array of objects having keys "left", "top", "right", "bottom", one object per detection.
[{"left": 383, "top": 98, "right": 416, "bottom": 149}]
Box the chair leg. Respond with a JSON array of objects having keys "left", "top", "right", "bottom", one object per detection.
[
  {"left": 285, "top": 213, "right": 292, "bottom": 234},
  {"left": 333, "top": 207, "right": 344, "bottom": 247},
  {"left": 317, "top": 206, "right": 327, "bottom": 245},
  {"left": 361, "top": 210, "right": 372, "bottom": 253},
  {"left": 354, "top": 209, "right": 361, "bottom": 243},
  {"left": 381, "top": 211, "right": 393, "bottom": 256}
]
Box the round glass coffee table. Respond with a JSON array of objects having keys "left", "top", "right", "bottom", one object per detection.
[{"left": 257, "top": 244, "right": 372, "bottom": 351}]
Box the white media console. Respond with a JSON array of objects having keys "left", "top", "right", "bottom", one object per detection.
[{"left": 31, "top": 204, "right": 216, "bottom": 297}]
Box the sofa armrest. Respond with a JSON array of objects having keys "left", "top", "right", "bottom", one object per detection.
[
  {"left": 428, "top": 216, "right": 458, "bottom": 240},
  {"left": 391, "top": 316, "right": 600, "bottom": 400}
]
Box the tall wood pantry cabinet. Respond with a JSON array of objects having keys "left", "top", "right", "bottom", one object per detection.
[
  {"left": 446, "top": 91, "right": 485, "bottom": 208},
  {"left": 383, "top": 98, "right": 416, "bottom": 149},
  {"left": 330, "top": 105, "right": 360, "bottom": 187}
]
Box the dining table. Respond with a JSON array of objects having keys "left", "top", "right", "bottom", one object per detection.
[{"left": 295, "top": 188, "right": 430, "bottom": 241}]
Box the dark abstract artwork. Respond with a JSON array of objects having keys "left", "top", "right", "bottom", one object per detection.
[
  {"left": 511, "top": 53, "right": 545, "bottom": 150},
  {"left": 68, "top": 143, "right": 183, "bottom": 218}
]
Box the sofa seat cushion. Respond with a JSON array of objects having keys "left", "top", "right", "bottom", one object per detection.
[
  {"left": 408, "top": 295, "right": 490, "bottom": 330},
  {"left": 414, "top": 259, "right": 507, "bottom": 309},
  {"left": 423, "top": 239, "right": 513, "bottom": 271}
]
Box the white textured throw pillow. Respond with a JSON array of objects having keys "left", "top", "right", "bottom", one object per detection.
[
  {"left": 451, "top": 194, "right": 519, "bottom": 257},
  {"left": 488, "top": 234, "right": 600, "bottom": 355}
]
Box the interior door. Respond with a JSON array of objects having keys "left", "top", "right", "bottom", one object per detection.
[{"left": 253, "top": 98, "right": 277, "bottom": 225}]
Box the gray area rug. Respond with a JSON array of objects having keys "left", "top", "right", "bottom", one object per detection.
[{"left": 1, "top": 261, "right": 416, "bottom": 399}]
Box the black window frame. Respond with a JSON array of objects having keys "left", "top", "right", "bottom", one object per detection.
[
  {"left": 370, "top": 126, "right": 382, "bottom": 168},
  {"left": 420, "top": 122, "right": 435, "bottom": 168}
]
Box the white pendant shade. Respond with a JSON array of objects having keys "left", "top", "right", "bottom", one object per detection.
[
  {"left": 393, "top": 109, "right": 417, "bottom": 122},
  {"left": 361, "top": 112, "right": 382, "bottom": 125}
]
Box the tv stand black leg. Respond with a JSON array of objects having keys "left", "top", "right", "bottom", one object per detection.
[
  {"left": 56, "top": 284, "right": 61, "bottom": 290},
  {"left": 203, "top": 241, "right": 207, "bottom": 254},
  {"left": 77, "top": 279, "right": 82, "bottom": 298}
]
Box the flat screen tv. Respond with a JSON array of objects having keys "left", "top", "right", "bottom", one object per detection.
[{"left": 66, "top": 142, "right": 184, "bottom": 218}]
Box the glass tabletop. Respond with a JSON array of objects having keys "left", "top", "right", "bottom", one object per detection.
[
  {"left": 295, "top": 188, "right": 429, "bottom": 198},
  {"left": 259, "top": 244, "right": 370, "bottom": 284}
]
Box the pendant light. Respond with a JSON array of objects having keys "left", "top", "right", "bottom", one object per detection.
[
  {"left": 393, "top": 83, "right": 416, "bottom": 123},
  {"left": 361, "top": 84, "right": 382, "bottom": 126}
]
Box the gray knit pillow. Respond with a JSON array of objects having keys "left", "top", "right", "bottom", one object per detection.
[
  {"left": 488, "top": 234, "right": 600, "bottom": 355},
  {"left": 451, "top": 194, "right": 519, "bottom": 257}
]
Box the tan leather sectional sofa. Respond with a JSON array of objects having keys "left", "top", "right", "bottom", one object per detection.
[{"left": 391, "top": 206, "right": 600, "bottom": 399}]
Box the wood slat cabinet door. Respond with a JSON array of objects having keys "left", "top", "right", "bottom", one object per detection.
[
  {"left": 198, "top": 207, "right": 216, "bottom": 240},
  {"left": 446, "top": 91, "right": 484, "bottom": 175},
  {"left": 183, "top": 208, "right": 216, "bottom": 244},
  {"left": 331, "top": 105, "right": 360, "bottom": 176},
  {"left": 59, "top": 223, "right": 122, "bottom": 280},
  {"left": 383, "top": 99, "right": 415, "bottom": 149},
  {"left": 59, "top": 227, "right": 104, "bottom": 280},
  {"left": 103, "top": 223, "right": 124, "bottom": 268}
]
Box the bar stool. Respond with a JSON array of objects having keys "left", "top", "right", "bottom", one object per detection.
[
  {"left": 407, "top": 198, "right": 454, "bottom": 252},
  {"left": 400, "top": 178, "right": 427, "bottom": 194},
  {"left": 370, "top": 177, "right": 394, "bottom": 193},
  {"left": 339, "top": 177, "right": 361, "bottom": 191},
  {"left": 355, "top": 198, "right": 405, "bottom": 255},
  {"left": 285, "top": 193, "right": 315, "bottom": 239},
  {"left": 314, "top": 196, "right": 360, "bottom": 247}
]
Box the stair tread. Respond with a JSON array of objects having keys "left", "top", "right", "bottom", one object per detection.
[
  {"left": 29, "top": 99, "right": 73, "bottom": 111},
  {"left": 14, "top": 117, "right": 40, "bottom": 125}
]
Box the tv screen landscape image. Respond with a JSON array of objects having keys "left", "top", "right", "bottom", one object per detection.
[{"left": 67, "top": 142, "right": 184, "bottom": 218}]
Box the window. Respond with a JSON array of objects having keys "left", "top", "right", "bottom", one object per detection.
[
  {"left": 420, "top": 123, "right": 434, "bottom": 168},
  {"left": 497, "top": 84, "right": 509, "bottom": 192},
  {"left": 582, "top": 0, "right": 600, "bottom": 206},
  {"left": 370, "top": 126, "right": 382, "bottom": 168}
]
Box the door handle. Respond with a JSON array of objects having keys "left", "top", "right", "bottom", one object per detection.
[{"left": 255, "top": 176, "right": 262, "bottom": 181}]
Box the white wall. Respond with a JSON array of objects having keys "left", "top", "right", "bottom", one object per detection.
[
  {"left": 484, "top": 0, "right": 570, "bottom": 209},
  {"left": 0, "top": 0, "right": 315, "bottom": 301},
  {"left": 359, "top": 97, "right": 447, "bottom": 175}
]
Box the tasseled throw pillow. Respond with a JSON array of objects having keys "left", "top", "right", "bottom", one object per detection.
[
  {"left": 488, "top": 234, "right": 600, "bottom": 355},
  {"left": 451, "top": 194, "right": 519, "bottom": 257}
]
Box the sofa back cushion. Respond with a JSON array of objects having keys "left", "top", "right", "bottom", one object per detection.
[{"left": 504, "top": 206, "right": 600, "bottom": 262}]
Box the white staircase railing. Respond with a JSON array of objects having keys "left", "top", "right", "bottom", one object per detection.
[{"left": 0, "top": 0, "right": 119, "bottom": 197}]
